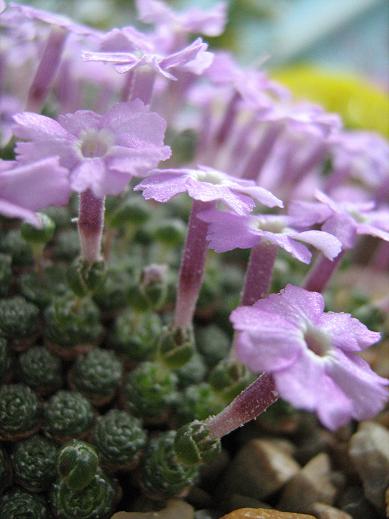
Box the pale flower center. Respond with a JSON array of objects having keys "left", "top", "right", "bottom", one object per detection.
[
  {"left": 194, "top": 169, "right": 226, "bottom": 185},
  {"left": 255, "top": 218, "right": 285, "bottom": 233},
  {"left": 79, "top": 129, "right": 113, "bottom": 158},
  {"left": 304, "top": 326, "right": 331, "bottom": 357}
]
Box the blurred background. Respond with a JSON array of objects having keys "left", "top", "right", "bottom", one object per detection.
[{"left": 8, "top": 0, "right": 389, "bottom": 136}]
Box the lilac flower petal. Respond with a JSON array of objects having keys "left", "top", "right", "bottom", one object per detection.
[
  {"left": 253, "top": 285, "right": 325, "bottom": 325},
  {"left": 291, "top": 230, "right": 342, "bottom": 260},
  {"left": 237, "top": 184, "right": 283, "bottom": 209},
  {"left": 233, "top": 314, "right": 303, "bottom": 372},
  {"left": 327, "top": 350, "right": 388, "bottom": 421},
  {"left": 137, "top": 0, "right": 227, "bottom": 37},
  {"left": 13, "top": 112, "right": 69, "bottom": 141},
  {"left": 319, "top": 312, "right": 381, "bottom": 352},
  {"left": 82, "top": 50, "right": 137, "bottom": 65},
  {"left": 0, "top": 199, "right": 40, "bottom": 226},
  {"left": 58, "top": 111, "right": 101, "bottom": 136},
  {"left": 185, "top": 178, "right": 255, "bottom": 214},
  {"left": 322, "top": 214, "right": 356, "bottom": 249},
  {"left": 103, "top": 100, "right": 168, "bottom": 147},
  {"left": 0, "top": 157, "right": 70, "bottom": 214},
  {"left": 274, "top": 350, "right": 324, "bottom": 410},
  {"left": 315, "top": 190, "right": 342, "bottom": 213},
  {"left": 356, "top": 223, "right": 389, "bottom": 242},
  {"left": 230, "top": 305, "right": 266, "bottom": 330},
  {"left": 288, "top": 200, "right": 331, "bottom": 227},
  {"left": 200, "top": 210, "right": 259, "bottom": 252},
  {"left": 15, "top": 141, "right": 78, "bottom": 170},
  {"left": 260, "top": 232, "right": 312, "bottom": 263},
  {"left": 136, "top": 0, "right": 172, "bottom": 24},
  {"left": 184, "top": 51, "right": 214, "bottom": 75},
  {"left": 159, "top": 38, "right": 208, "bottom": 69},
  {"left": 70, "top": 157, "right": 106, "bottom": 196},
  {"left": 108, "top": 146, "right": 170, "bottom": 176},
  {"left": 182, "top": 3, "right": 227, "bottom": 36},
  {"left": 134, "top": 172, "right": 188, "bottom": 202},
  {"left": 315, "top": 375, "right": 353, "bottom": 430}
]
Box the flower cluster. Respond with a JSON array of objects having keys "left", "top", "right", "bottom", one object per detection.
[{"left": 0, "top": 4, "right": 389, "bottom": 517}]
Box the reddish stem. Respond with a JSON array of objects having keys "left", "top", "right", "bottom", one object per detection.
[
  {"left": 27, "top": 27, "right": 68, "bottom": 112},
  {"left": 304, "top": 252, "right": 344, "bottom": 293},
  {"left": 206, "top": 373, "right": 278, "bottom": 439},
  {"left": 174, "top": 200, "right": 212, "bottom": 329},
  {"left": 78, "top": 190, "right": 105, "bottom": 264},
  {"left": 241, "top": 241, "right": 278, "bottom": 305}
]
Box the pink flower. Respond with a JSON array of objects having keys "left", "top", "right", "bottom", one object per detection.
[
  {"left": 290, "top": 191, "right": 389, "bottom": 249},
  {"left": 13, "top": 100, "right": 171, "bottom": 198},
  {"left": 231, "top": 284, "right": 388, "bottom": 430},
  {"left": 0, "top": 157, "right": 70, "bottom": 226},
  {"left": 136, "top": 0, "right": 227, "bottom": 37},
  {"left": 134, "top": 165, "right": 283, "bottom": 214},
  {"left": 199, "top": 209, "right": 341, "bottom": 261},
  {"left": 7, "top": 2, "right": 101, "bottom": 36},
  {"left": 82, "top": 32, "right": 212, "bottom": 79}
]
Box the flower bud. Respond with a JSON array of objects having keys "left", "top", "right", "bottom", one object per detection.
[
  {"left": 209, "top": 359, "right": 253, "bottom": 402},
  {"left": 66, "top": 257, "right": 106, "bottom": 297},
  {"left": 174, "top": 420, "right": 221, "bottom": 466},
  {"left": 159, "top": 326, "right": 195, "bottom": 369},
  {"left": 21, "top": 213, "right": 55, "bottom": 244},
  {"left": 139, "top": 263, "right": 169, "bottom": 310}
]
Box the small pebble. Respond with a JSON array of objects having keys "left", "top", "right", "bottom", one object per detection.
[
  {"left": 220, "top": 508, "right": 315, "bottom": 519},
  {"left": 349, "top": 421, "right": 389, "bottom": 510},
  {"left": 218, "top": 439, "right": 300, "bottom": 500},
  {"left": 278, "top": 453, "right": 337, "bottom": 513}
]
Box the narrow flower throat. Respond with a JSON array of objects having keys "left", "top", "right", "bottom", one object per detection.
[
  {"left": 304, "top": 326, "right": 331, "bottom": 357},
  {"left": 79, "top": 129, "right": 113, "bottom": 158}
]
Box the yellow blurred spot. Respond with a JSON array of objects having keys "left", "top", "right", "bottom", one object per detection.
[{"left": 273, "top": 66, "right": 389, "bottom": 137}]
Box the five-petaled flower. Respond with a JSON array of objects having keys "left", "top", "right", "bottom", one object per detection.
[
  {"left": 199, "top": 209, "right": 341, "bottom": 261},
  {"left": 13, "top": 100, "right": 171, "bottom": 198},
  {"left": 134, "top": 165, "right": 282, "bottom": 214},
  {"left": 231, "top": 284, "right": 388, "bottom": 430}
]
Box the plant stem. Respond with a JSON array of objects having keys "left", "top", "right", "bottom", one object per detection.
[
  {"left": 241, "top": 123, "right": 282, "bottom": 180},
  {"left": 241, "top": 240, "right": 278, "bottom": 305},
  {"left": 78, "top": 190, "right": 105, "bottom": 264},
  {"left": 129, "top": 67, "right": 156, "bottom": 105},
  {"left": 304, "top": 252, "right": 344, "bottom": 293},
  {"left": 27, "top": 27, "right": 68, "bottom": 112},
  {"left": 173, "top": 200, "right": 212, "bottom": 330},
  {"left": 206, "top": 373, "right": 278, "bottom": 439}
]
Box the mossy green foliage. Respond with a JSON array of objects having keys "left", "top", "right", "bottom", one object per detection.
[
  {"left": 0, "top": 384, "right": 40, "bottom": 439},
  {"left": 44, "top": 293, "right": 102, "bottom": 348},
  {"left": 12, "top": 435, "right": 58, "bottom": 492},
  {"left": 0, "top": 297, "right": 39, "bottom": 340},
  {"left": 71, "top": 348, "right": 122, "bottom": 399},
  {"left": 44, "top": 391, "right": 94, "bottom": 440},
  {"left": 18, "top": 346, "right": 63, "bottom": 394},
  {"left": 0, "top": 488, "right": 50, "bottom": 519},
  {"left": 92, "top": 410, "right": 146, "bottom": 469}
]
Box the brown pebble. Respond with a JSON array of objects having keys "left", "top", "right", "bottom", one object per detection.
[
  {"left": 310, "top": 502, "right": 352, "bottom": 519},
  {"left": 349, "top": 421, "right": 389, "bottom": 510},
  {"left": 218, "top": 439, "right": 300, "bottom": 500},
  {"left": 278, "top": 453, "right": 337, "bottom": 513},
  {"left": 220, "top": 508, "right": 315, "bottom": 519},
  {"left": 110, "top": 498, "right": 194, "bottom": 519}
]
